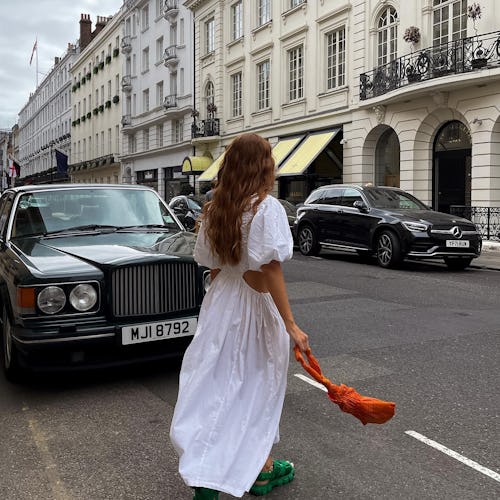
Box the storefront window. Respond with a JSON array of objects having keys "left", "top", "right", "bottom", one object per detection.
[{"left": 375, "top": 128, "right": 400, "bottom": 187}]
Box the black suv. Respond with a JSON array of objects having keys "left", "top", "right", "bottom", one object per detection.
[{"left": 293, "top": 184, "right": 482, "bottom": 270}]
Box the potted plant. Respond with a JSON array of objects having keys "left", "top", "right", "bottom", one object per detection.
[
  {"left": 106, "top": 55, "right": 112, "bottom": 64},
  {"left": 112, "top": 95, "right": 120, "bottom": 104},
  {"left": 93, "top": 107, "right": 99, "bottom": 115},
  {"left": 72, "top": 84, "right": 77, "bottom": 92},
  {"left": 81, "top": 115, "right": 86, "bottom": 122},
  {"left": 468, "top": 3, "right": 487, "bottom": 68},
  {"left": 93, "top": 66, "right": 99, "bottom": 74},
  {"left": 81, "top": 76, "right": 86, "bottom": 85},
  {"left": 105, "top": 100, "right": 112, "bottom": 108},
  {"left": 86, "top": 71, "right": 91, "bottom": 80},
  {"left": 99, "top": 61, "right": 105, "bottom": 70},
  {"left": 403, "top": 26, "right": 421, "bottom": 82},
  {"left": 86, "top": 112, "right": 92, "bottom": 119},
  {"left": 113, "top": 47, "right": 119, "bottom": 57},
  {"left": 99, "top": 104, "right": 104, "bottom": 113}
]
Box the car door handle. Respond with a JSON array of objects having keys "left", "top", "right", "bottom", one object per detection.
[{"left": 338, "top": 209, "right": 344, "bottom": 215}]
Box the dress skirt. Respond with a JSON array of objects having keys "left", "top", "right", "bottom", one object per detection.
[{"left": 170, "top": 270, "right": 290, "bottom": 497}]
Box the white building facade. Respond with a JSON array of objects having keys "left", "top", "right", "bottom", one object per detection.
[
  {"left": 119, "top": 0, "right": 195, "bottom": 201},
  {"left": 185, "top": 0, "right": 500, "bottom": 225},
  {"left": 18, "top": 45, "right": 77, "bottom": 183},
  {"left": 69, "top": 10, "right": 126, "bottom": 183}
]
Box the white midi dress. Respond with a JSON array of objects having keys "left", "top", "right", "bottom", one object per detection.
[{"left": 170, "top": 195, "right": 294, "bottom": 497}]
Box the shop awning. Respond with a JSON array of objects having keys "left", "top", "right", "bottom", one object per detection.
[
  {"left": 198, "top": 153, "right": 225, "bottom": 182},
  {"left": 277, "top": 129, "right": 341, "bottom": 176},
  {"left": 272, "top": 136, "right": 304, "bottom": 168},
  {"left": 182, "top": 155, "right": 213, "bottom": 174}
]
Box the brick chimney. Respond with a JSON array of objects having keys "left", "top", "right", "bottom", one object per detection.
[
  {"left": 93, "top": 16, "right": 108, "bottom": 37},
  {"left": 79, "top": 14, "right": 92, "bottom": 50}
]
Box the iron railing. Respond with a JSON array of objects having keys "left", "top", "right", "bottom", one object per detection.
[
  {"left": 450, "top": 206, "right": 500, "bottom": 241},
  {"left": 360, "top": 30, "right": 500, "bottom": 100},
  {"left": 191, "top": 118, "right": 220, "bottom": 138}
]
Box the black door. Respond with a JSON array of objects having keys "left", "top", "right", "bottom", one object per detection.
[{"left": 434, "top": 150, "right": 471, "bottom": 213}]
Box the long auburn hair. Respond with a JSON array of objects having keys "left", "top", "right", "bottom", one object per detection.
[{"left": 203, "top": 133, "right": 275, "bottom": 265}]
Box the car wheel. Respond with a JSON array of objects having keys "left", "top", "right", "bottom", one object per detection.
[
  {"left": 298, "top": 225, "right": 320, "bottom": 256},
  {"left": 444, "top": 257, "right": 473, "bottom": 270},
  {"left": 2, "top": 304, "right": 22, "bottom": 382},
  {"left": 376, "top": 231, "right": 402, "bottom": 268}
]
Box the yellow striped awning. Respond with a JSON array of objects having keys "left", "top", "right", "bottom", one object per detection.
[
  {"left": 272, "top": 136, "right": 304, "bottom": 168},
  {"left": 198, "top": 153, "right": 225, "bottom": 182},
  {"left": 182, "top": 156, "right": 213, "bottom": 174},
  {"left": 277, "top": 129, "right": 341, "bottom": 176}
]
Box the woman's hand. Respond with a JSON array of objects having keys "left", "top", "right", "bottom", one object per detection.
[{"left": 285, "top": 321, "right": 310, "bottom": 353}]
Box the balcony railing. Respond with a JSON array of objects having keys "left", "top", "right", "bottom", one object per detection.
[
  {"left": 450, "top": 206, "right": 500, "bottom": 241},
  {"left": 121, "top": 35, "right": 132, "bottom": 54},
  {"left": 163, "top": 45, "right": 179, "bottom": 69},
  {"left": 163, "top": 0, "right": 179, "bottom": 21},
  {"left": 360, "top": 30, "right": 500, "bottom": 100},
  {"left": 121, "top": 75, "right": 132, "bottom": 93},
  {"left": 163, "top": 94, "right": 177, "bottom": 109},
  {"left": 191, "top": 118, "right": 220, "bottom": 139}
]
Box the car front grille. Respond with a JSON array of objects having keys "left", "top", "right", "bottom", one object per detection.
[{"left": 111, "top": 262, "right": 198, "bottom": 317}]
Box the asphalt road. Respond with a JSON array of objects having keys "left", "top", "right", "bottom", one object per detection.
[{"left": 1, "top": 251, "right": 499, "bottom": 500}]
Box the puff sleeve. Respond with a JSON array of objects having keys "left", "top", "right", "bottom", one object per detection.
[
  {"left": 247, "top": 196, "right": 293, "bottom": 271},
  {"left": 193, "top": 222, "right": 220, "bottom": 269}
]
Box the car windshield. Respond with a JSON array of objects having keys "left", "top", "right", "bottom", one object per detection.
[
  {"left": 12, "top": 187, "right": 181, "bottom": 237},
  {"left": 364, "top": 188, "right": 428, "bottom": 210}
]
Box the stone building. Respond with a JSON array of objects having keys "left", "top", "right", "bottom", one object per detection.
[
  {"left": 184, "top": 0, "right": 500, "bottom": 213},
  {"left": 68, "top": 9, "right": 127, "bottom": 183}
]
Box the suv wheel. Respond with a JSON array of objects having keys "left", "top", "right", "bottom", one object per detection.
[
  {"left": 2, "top": 305, "right": 22, "bottom": 383},
  {"left": 444, "top": 257, "right": 473, "bottom": 270},
  {"left": 298, "top": 225, "right": 320, "bottom": 256},
  {"left": 376, "top": 231, "right": 402, "bottom": 268}
]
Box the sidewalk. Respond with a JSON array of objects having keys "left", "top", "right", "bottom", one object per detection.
[{"left": 472, "top": 240, "right": 500, "bottom": 270}]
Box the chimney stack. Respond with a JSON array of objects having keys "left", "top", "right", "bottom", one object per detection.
[
  {"left": 93, "top": 16, "right": 108, "bottom": 37},
  {"left": 79, "top": 13, "right": 92, "bottom": 50}
]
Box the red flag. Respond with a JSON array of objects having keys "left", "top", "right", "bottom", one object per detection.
[
  {"left": 8, "top": 160, "right": 17, "bottom": 178},
  {"left": 29, "top": 40, "right": 37, "bottom": 65}
]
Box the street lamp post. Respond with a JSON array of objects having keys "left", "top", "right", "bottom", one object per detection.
[{"left": 49, "top": 140, "right": 55, "bottom": 184}]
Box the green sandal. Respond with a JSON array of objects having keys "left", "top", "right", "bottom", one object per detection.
[
  {"left": 193, "top": 487, "right": 219, "bottom": 500},
  {"left": 249, "top": 460, "right": 295, "bottom": 496}
]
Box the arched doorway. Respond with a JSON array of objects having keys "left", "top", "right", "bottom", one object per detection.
[
  {"left": 375, "top": 128, "right": 400, "bottom": 187},
  {"left": 433, "top": 121, "right": 471, "bottom": 213}
]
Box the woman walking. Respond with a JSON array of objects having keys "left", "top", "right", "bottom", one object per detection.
[{"left": 170, "top": 133, "right": 310, "bottom": 499}]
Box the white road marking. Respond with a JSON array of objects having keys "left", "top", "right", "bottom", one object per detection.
[
  {"left": 405, "top": 430, "right": 500, "bottom": 483},
  {"left": 294, "top": 373, "right": 327, "bottom": 392}
]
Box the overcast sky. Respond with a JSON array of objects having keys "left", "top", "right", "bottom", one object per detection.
[{"left": 0, "top": 0, "right": 123, "bottom": 130}]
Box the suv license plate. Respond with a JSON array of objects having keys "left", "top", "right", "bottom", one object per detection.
[
  {"left": 122, "top": 317, "right": 197, "bottom": 345},
  {"left": 446, "top": 240, "right": 469, "bottom": 248}
]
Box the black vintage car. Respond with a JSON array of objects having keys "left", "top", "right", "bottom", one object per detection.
[
  {"left": 0, "top": 184, "right": 209, "bottom": 381},
  {"left": 294, "top": 184, "right": 482, "bottom": 269}
]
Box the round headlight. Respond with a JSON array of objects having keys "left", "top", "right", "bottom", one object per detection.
[
  {"left": 203, "top": 270, "right": 212, "bottom": 292},
  {"left": 37, "top": 286, "right": 66, "bottom": 314},
  {"left": 69, "top": 284, "right": 97, "bottom": 312}
]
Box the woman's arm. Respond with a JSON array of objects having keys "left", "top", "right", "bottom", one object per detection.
[{"left": 260, "top": 260, "right": 310, "bottom": 352}]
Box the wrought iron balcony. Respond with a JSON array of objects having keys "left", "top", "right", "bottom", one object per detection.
[
  {"left": 191, "top": 118, "right": 220, "bottom": 139},
  {"left": 121, "top": 35, "right": 132, "bottom": 54},
  {"left": 121, "top": 75, "right": 132, "bottom": 93},
  {"left": 360, "top": 30, "right": 500, "bottom": 100},
  {"left": 163, "top": 94, "right": 177, "bottom": 109},
  {"left": 163, "top": 0, "right": 179, "bottom": 22},
  {"left": 163, "top": 45, "right": 179, "bottom": 69}
]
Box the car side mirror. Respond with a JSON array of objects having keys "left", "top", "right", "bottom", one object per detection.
[{"left": 353, "top": 200, "right": 368, "bottom": 212}]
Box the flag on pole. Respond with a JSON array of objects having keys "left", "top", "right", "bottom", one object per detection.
[
  {"left": 55, "top": 149, "right": 68, "bottom": 173},
  {"left": 29, "top": 39, "right": 37, "bottom": 66},
  {"left": 8, "top": 160, "right": 17, "bottom": 178}
]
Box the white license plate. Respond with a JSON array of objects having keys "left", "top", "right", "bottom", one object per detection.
[
  {"left": 446, "top": 240, "right": 470, "bottom": 248},
  {"left": 122, "top": 317, "right": 197, "bottom": 345}
]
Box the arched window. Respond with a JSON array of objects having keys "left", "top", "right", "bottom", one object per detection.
[
  {"left": 377, "top": 6, "right": 398, "bottom": 67},
  {"left": 375, "top": 129, "right": 400, "bottom": 187},
  {"left": 204, "top": 81, "right": 214, "bottom": 117}
]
